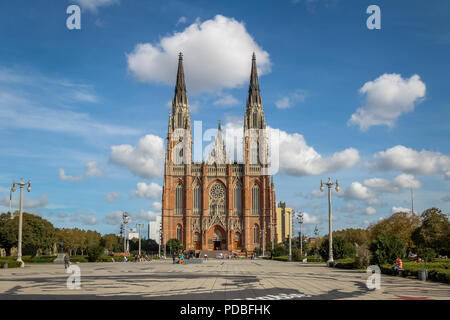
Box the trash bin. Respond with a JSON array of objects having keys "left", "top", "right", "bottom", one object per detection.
[
  {"left": 2, "top": 262, "right": 7, "bottom": 269},
  {"left": 418, "top": 269, "right": 428, "bottom": 281}
]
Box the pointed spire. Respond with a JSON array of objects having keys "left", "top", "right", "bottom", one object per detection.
[
  {"left": 245, "top": 53, "right": 266, "bottom": 129},
  {"left": 173, "top": 52, "right": 187, "bottom": 107},
  {"left": 249, "top": 52, "right": 260, "bottom": 94},
  {"left": 170, "top": 52, "right": 191, "bottom": 131}
]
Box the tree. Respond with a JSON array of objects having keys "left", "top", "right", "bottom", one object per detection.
[
  {"left": 0, "top": 212, "right": 56, "bottom": 255},
  {"left": 369, "top": 232, "right": 406, "bottom": 265},
  {"left": 333, "top": 228, "right": 370, "bottom": 246},
  {"left": 101, "top": 234, "right": 120, "bottom": 253},
  {"left": 319, "top": 236, "right": 355, "bottom": 261},
  {"left": 166, "top": 238, "right": 183, "bottom": 254},
  {"left": 368, "top": 211, "right": 421, "bottom": 251},
  {"left": 412, "top": 207, "right": 450, "bottom": 256},
  {"left": 270, "top": 244, "right": 287, "bottom": 258},
  {"left": 87, "top": 245, "right": 104, "bottom": 262}
]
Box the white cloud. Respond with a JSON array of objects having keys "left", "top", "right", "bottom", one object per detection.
[
  {"left": 213, "top": 94, "right": 240, "bottom": 107},
  {"left": 271, "top": 128, "right": 360, "bottom": 176},
  {"left": 59, "top": 161, "right": 104, "bottom": 182},
  {"left": 275, "top": 89, "right": 306, "bottom": 109},
  {"left": 336, "top": 203, "right": 360, "bottom": 213},
  {"left": 131, "top": 210, "right": 159, "bottom": 222},
  {"left": 363, "top": 174, "right": 421, "bottom": 193},
  {"left": 109, "top": 134, "right": 165, "bottom": 179},
  {"left": 104, "top": 210, "right": 123, "bottom": 225},
  {"left": 152, "top": 202, "right": 162, "bottom": 211},
  {"left": 85, "top": 161, "right": 104, "bottom": 177},
  {"left": 127, "top": 15, "right": 271, "bottom": 93},
  {"left": 74, "top": 0, "right": 119, "bottom": 13},
  {"left": 0, "top": 194, "right": 49, "bottom": 210},
  {"left": 302, "top": 212, "right": 319, "bottom": 224},
  {"left": 70, "top": 211, "right": 98, "bottom": 225},
  {"left": 370, "top": 145, "right": 450, "bottom": 179},
  {"left": 391, "top": 206, "right": 413, "bottom": 214},
  {"left": 59, "top": 168, "right": 84, "bottom": 182},
  {"left": 131, "top": 182, "right": 162, "bottom": 200},
  {"left": 348, "top": 73, "right": 426, "bottom": 131},
  {"left": 105, "top": 191, "right": 120, "bottom": 203},
  {"left": 343, "top": 182, "right": 374, "bottom": 201},
  {"left": 223, "top": 121, "right": 360, "bottom": 176},
  {"left": 364, "top": 207, "right": 377, "bottom": 215}
]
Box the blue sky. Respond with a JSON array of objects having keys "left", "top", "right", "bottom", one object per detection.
[{"left": 0, "top": 0, "right": 449, "bottom": 237}]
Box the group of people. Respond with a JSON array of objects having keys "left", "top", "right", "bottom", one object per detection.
[{"left": 172, "top": 252, "right": 185, "bottom": 264}]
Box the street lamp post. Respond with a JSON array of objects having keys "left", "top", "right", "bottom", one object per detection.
[
  {"left": 288, "top": 209, "right": 292, "bottom": 262},
  {"left": 296, "top": 210, "right": 304, "bottom": 257},
  {"left": 314, "top": 225, "right": 319, "bottom": 257},
  {"left": 136, "top": 223, "right": 144, "bottom": 256},
  {"left": 158, "top": 222, "right": 162, "bottom": 258},
  {"left": 320, "top": 178, "right": 339, "bottom": 266},
  {"left": 11, "top": 178, "right": 31, "bottom": 268},
  {"left": 122, "top": 212, "right": 129, "bottom": 253}
]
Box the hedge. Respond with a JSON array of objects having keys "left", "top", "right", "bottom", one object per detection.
[
  {"left": 379, "top": 261, "right": 450, "bottom": 284},
  {"left": 268, "top": 255, "right": 324, "bottom": 263},
  {"left": 0, "top": 259, "right": 22, "bottom": 268},
  {"left": 334, "top": 258, "right": 357, "bottom": 269}
]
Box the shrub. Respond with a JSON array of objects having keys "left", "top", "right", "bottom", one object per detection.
[
  {"left": 334, "top": 258, "right": 356, "bottom": 269},
  {"left": 379, "top": 261, "right": 450, "bottom": 284},
  {"left": 370, "top": 232, "right": 406, "bottom": 265},
  {"left": 87, "top": 245, "right": 104, "bottom": 262},
  {"left": 319, "top": 237, "right": 355, "bottom": 261},
  {"left": 69, "top": 255, "right": 88, "bottom": 263},
  {"left": 292, "top": 248, "right": 302, "bottom": 262},
  {"left": 254, "top": 247, "right": 263, "bottom": 256},
  {"left": 417, "top": 247, "right": 437, "bottom": 262},
  {"left": 273, "top": 256, "right": 289, "bottom": 261},
  {"left": 271, "top": 245, "right": 287, "bottom": 257},
  {"left": 0, "top": 260, "right": 22, "bottom": 268}
]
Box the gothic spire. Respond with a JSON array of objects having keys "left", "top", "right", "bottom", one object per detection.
[
  {"left": 173, "top": 52, "right": 188, "bottom": 108},
  {"left": 171, "top": 52, "right": 191, "bottom": 131},
  {"left": 244, "top": 53, "right": 266, "bottom": 129}
]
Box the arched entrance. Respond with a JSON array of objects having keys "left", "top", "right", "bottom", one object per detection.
[
  {"left": 234, "top": 232, "right": 241, "bottom": 250},
  {"left": 209, "top": 226, "right": 226, "bottom": 250},
  {"left": 193, "top": 233, "right": 200, "bottom": 250}
]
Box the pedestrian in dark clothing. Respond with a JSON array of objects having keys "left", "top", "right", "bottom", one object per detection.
[{"left": 64, "top": 253, "right": 70, "bottom": 269}]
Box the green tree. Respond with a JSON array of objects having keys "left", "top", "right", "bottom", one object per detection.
[
  {"left": 270, "top": 244, "right": 287, "bottom": 257},
  {"left": 412, "top": 207, "right": 450, "bottom": 256},
  {"left": 368, "top": 211, "right": 421, "bottom": 252},
  {"left": 101, "top": 234, "right": 120, "bottom": 252},
  {"left": 319, "top": 236, "right": 355, "bottom": 261},
  {"left": 369, "top": 232, "right": 406, "bottom": 265},
  {"left": 166, "top": 238, "right": 183, "bottom": 254},
  {"left": 87, "top": 245, "right": 104, "bottom": 262},
  {"left": 0, "top": 212, "right": 56, "bottom": 255},
  {"left": 333, "top": 228, "right": 370, "bottom": 246}
]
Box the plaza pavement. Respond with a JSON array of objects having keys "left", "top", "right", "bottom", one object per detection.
[{"left": 0, "top": 259, "right": 449, "bottom": 300}]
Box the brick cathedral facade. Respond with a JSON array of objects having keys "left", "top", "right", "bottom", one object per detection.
[{"left": 162, "top": 53, "right": 277, "bottom": 252}]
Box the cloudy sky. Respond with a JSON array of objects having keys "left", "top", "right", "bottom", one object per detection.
[{"left": 0, "top": 0, "right": 449, "bottom": 237}]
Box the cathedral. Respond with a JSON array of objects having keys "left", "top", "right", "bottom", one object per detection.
[{"left": 161, "top": 53, "right": 277, "bottom": 253}]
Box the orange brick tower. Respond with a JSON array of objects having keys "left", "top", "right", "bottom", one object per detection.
[{"left": 162, "top": 53, "right": 277, "bottom": 253}]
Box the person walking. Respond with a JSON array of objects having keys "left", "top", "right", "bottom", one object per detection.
[{"left": 64, "top": 253, "right": 70, "bottom": 269}]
